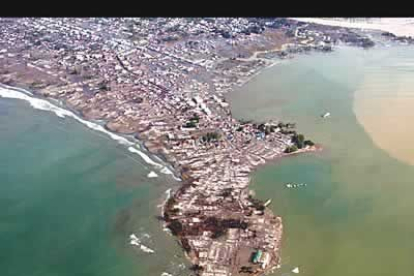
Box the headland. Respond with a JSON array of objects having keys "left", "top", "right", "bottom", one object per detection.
[{"left": 0, "top": 18, "right": 404, "bottom": 276}]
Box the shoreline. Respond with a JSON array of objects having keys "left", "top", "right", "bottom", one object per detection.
[
  {"left": 0, "top": 40, "right": 321, "bottom": 276},
  {"left": 0, "top": 18, "right": 382, "bottom": 276},
  {"left": 0, "top": 71, "right": 315, "bottom": 276},
  {"left": 0, "top": 83, "right": 182, "bottom": 182},
  {"left": 290, "top": 17, "right": 414, "bottom": 38}
]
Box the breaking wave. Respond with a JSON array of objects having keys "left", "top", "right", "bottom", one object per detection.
[
  {"left": 0, "top": 85, "right": 179, "bottom": 178},
  {"left": 127, "top": 147, "right": 162, "bottom": 168},
  {"left": 147, "top": 171, "right": 159, "bottom": 178},
  {"left": 129, "top": 233, "right": 155, "bottom": 254}
]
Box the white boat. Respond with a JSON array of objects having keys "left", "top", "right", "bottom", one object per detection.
[
  {"left": 321, "top": 112, "right": 330, "bottom": 118},
  {"left": 286, "top": 183, "right": 307, "bottom": 188}
]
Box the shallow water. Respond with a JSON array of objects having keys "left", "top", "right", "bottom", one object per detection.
[
  {"left": 229, "top": 45, "right": 414, "bottom": 276},
  {"left": 0, "top": 98, "right": 186, "bottom": 276},
  {"left": 353, "top": 46, "right": 414, "bottom": 166}
]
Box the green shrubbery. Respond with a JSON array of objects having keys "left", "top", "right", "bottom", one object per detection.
[
  {"left": 201, "top": 132, "right": 221, "bottom": 143},
  {"left": 284, "top": 145, "right": 298, "bottom": 153},
  {"left": 292, "top": 134, "right": 315, "bottom": 149}
]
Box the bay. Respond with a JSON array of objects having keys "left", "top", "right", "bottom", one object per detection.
[{"left": 228, "top": 45, "right": 414, "bottom": 276}]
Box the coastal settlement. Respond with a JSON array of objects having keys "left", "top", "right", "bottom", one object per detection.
[{"left": 0, "top": 18, "right": 403, "bottom": 276}]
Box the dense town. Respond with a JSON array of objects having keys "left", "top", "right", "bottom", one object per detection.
[{"left": 0, "top": 18, "right": 399, "bottom": 276}]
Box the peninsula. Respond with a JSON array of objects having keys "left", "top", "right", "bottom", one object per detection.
[{"left": 0, "top": 18, "right": 402, "bottom": 276}]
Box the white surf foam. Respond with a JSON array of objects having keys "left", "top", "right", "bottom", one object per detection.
[
  {"left": 129, "top": 233, "right": 155, "bottom": 254},
  {"left": 147, "top": 171, "right": 159, "bottom": 178},
  {"left": 159, "top": 188, "right": 174, "bottom": 234},
  {"left": 128, "top": 147, "right": 162, "bottom": 167},
  {"left": 1, "top": 84, "right": 33, "bottom": 95},
  {"left": 160, "top": 167, "right": 173, "bottom": 175},
  {"left": 0, "top": 87, "right": 134, "bottom": 145},
  {"left": 0, "top": 86, "right": 181, "bottom": 178},
  {"left": 160, "top": 167, "right": 181, "bottom": 181},
  {"left": 158, "top": 188, "right": 173, "bottom": 209}
]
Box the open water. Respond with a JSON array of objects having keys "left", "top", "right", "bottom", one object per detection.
[{"left": 229, "top": 45, "right": 414, "bottom": 276}]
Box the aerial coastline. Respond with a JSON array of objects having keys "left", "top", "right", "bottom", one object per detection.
[
  {"left": 290, "top": 18, "right": 414, "bottom": 38},
  {"left": 0, "top": 18, "right": 406, "bottom": 276}
]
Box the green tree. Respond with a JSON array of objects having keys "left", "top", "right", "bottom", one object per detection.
[
  {"left": 304, "top": 140, "right": 315, "bottom": 147},
  {"left": 184, "top": 121, "right": 197, "bottom": 128},
  {"left": 284, "top": 145, "right": 298, "bottom": 153},
  {"left": 201, "top": 132, "right": 221, "bottom": 143},
  {"left": 292, "top": 134, "right": 305, "bottom": 149}
]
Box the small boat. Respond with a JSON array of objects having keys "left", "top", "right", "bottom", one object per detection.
[
  {"left": 321, "top": 112, "right": 330, "bottom": 118},
  {"left": 286, "top": 183, "right": 307, "bottom": 188},
  {"left": 264, "top": 199, "right": 272, "bottom": 207}
]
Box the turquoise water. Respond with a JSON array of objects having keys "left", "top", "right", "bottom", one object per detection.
[
  {"left": 229, "top": 46, "right": 414, "bottom": 276},
  {"left": 0, "top": 99, "right": 186, "bottom": 276}
]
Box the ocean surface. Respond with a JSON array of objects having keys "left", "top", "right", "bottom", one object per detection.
[
  {"left": 0, "top": 94, "right": 187, "bottom": 276},
  {"left": 228, "top": 45, "right": 414, "bottom": 276}
]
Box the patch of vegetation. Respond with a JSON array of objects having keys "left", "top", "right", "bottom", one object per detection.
[
  {"left": 131, "top": 96, "right": 143, "bottom": 104},
  {"left": 257, "top": 123, "right": 279, "bottom": 135},
  {"left": 203, "top": 217, "right": 249, "bottom": 239},
  {"left": 29, "top": 80, "right": 45, "bottom": 89},
  {"left": 181, "top": 238, "right": 192, "bottom": 253},
  {"left": 189, "top": 113, "right": 200, "bottom": 123},
  {"left": 382, "top": 32, "right": 396, "bottom": 38},
  {"left": 201, "top": 132, "right": 221, "bottom": 143},
  {"left": 286, "top": 29, "right": 295, "bottom": 37},
  {"left": 168, "top": 219, "right": 183, "bottom": 236},
  {"left": 98, "top": 81, "right": 110, "bottom": 91},
  {"left": 292, "top": 133, "right": 305, "bottom": 149},
  {"left": 183, "top": 121, "right": 197, "bottom": 128},
  {"left": 278, "top": 122, "right": 295, "bottom": 128},
  {"left": 361, "top": 38, "right": 375, "bottom": 49},
  {"left": 291, "top": 134, "right": 315, "bottom": 149},
  {"left": 220, "top": 188, "right": 233, "bottom": 198},
  {"left": 248, "top": 196, "right": 265, "bottom": 211},
  {"left": 240, "top": 266, "right": 254, "bottom": 274},
  {"left": 284, "top": 145, "right": 298, "bottom": 153},
  {"left": 257, "top": 123, "right": 266, "bottom": 132},
  {"left": 164, "top": 197, "right": 178, "bottom": 220},
  {"left": 190, "top": 265, "right": 204, "bottom": 272},
  {"left": 304, "top": 140, "right": 315, "bottom": 147}
]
